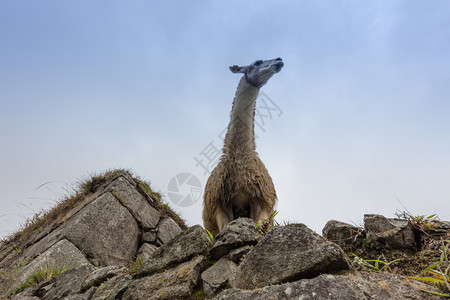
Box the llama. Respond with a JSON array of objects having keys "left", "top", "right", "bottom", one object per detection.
[{"left": 203, "top": 57, "right": 284, "bottom": 235}]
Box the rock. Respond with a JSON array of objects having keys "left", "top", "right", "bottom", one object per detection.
[
  {"left": 16, "top": 239, "right": 92, "bottom": 285},
  {"left": 138, "top": 225, "right": 210, "bottom": 277},
  {"left": 156, "top": 217, "right": 183, "bottom": 245},
  {"left": 40, "top": 264, "right": 95, "bottom": 300},
  {"left": 106, "top": 176, "right": 161, "bottom": 230},
  {"left": 228, "top": 245, "right": 252, "bottom": 263},
  {"left": 232, "top": 223, "right": 350, "bottom": 289},
  {"left": 322, "top": 220, "right": 364, "bottom": 247},
  {"left": 22, "top": 193, "right": 140, "bottom": 267},
  {"left": 214, "top": 271, "right": 440, "bottom": 300},
  {"left": 364, "top": 214, "right": 417, "bottom": 250},
  {"left": 209, "top": 218, "right": 263, "bottom": 260},
  {"left": 82, "top": 287, "right": 97, "bottom": 300},
  {"left": 136, "top": 244, "right": 158, "bottom": 262},
  {"left": 201, "top": 257, "right": 237, "bottom": 296},
  {"left": 63, "top": 192, "right": 140, "bottom": 266},
  {"left": 142, "top": 231, "right": 157, "bottom": 243},
  {"left": 91, "top": 274, "right": 132, "bottom": 300},
  {"left": 80, "top": 265, "right": 126, "bottom": 292},
  {"left": 123, "top": 256, "right": 204, "bottom": 300}
]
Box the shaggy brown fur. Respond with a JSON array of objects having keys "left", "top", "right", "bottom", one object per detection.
[{"left": 203, "top": 77, "right": 277, "bottom": 236}]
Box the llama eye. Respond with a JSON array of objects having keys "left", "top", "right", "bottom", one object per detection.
[{"left": 254, "top": 60, "right": 263, "bottom": 66}]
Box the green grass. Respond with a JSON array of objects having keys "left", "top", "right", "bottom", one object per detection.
[
  {"left": 256, "top": 210, "right": 279, "bottom": 234},
  {"left": 9, "top": 263, "right": 69, "bottom": 298},
  {"left": 345, "top": 211, "right": 450, "bottom": 297},
  {"left": 409, "top": 239, "right": 450, "bottom": 297}
]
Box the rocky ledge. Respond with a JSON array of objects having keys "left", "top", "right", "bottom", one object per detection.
[{"left": 0, "top": 171, "right": 447, "bottom": 299}]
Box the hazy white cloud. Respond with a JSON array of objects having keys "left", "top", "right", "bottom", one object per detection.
[{"left": 1, "top": 1, "right": 449, "bottom": 237}]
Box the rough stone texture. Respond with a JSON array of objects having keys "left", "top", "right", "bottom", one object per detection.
[
  {"left": 17, "top": 239, "right": 92, "bottom": 284},
  {"left": 21, "top": 193, "right": 140, "bottom": 267},
  {"left": 322, "top": 220, "right": 364, "bottom": 247},
  {"left": 40, "top": 264, "right": 95, "bottom": 300},
  {"left": 91, "top": 274, "right": 132, "bottom": 300},
  {"left": 214, "top": 272, "right": 440, "bottom": 300},
  {"left": 82, "top": 287, "right": 97, "bottom": 300},
  {"left": 80, "top": 265, "right": 126, "bottom": 292},
  {"left": 106, "top": 176, "right": 161, "bottom": 230},
  {"left": 232, "top": 223, "right": 350, "bottom": 289},
  {"left": 123, "top": 256, "right": 204, "bottom": 300},
  {"left": 138, "top": 225, "right": 211, "bottom": 277},
  {"left": 364, "top": 214, "right": 417, "bottom": 250},
  {"left": 201, "top": 257, "right": 237, "bottom": 296},
  {"left": 142, "top": 231, "right": 157, "bottom": 243},
  {"left": 136, "top": 243, "right": 158, "bottom": 262},
  {"left": 209, "top": 218, "right": 263, "bottom": 260},
  {"left": 156, "top": 217, "right": 183, "bottom": 245},
  {"left": 228, "top": 245, "right": 252, "bottom": 263},
  {"left": 64, "top": 193, "right": 140, "bottom": 266}
]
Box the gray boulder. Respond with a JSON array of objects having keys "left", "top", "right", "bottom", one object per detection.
[
  {"left": 142, "top": 230, "right": 157, "bottom": 243},
  {"left": 80, "top": 265, "right": 126, "bottom": 292},
  {"left": 106, "top": 176, "right": 161, "bottom": 230},
  {"left": 228, "top": 245, "right": 252, "bottom": 263},
  {"left": 201, "top": 257, "right": 237, "bottom": 296},
  {"left": 40, "top": 264, "right": 95, "bottom": 300},
  {"left": 209, "top": 218, "right": 263, "bottom": 260},
  {"left": 214, "top": 271, "right": 441, "bottom": 300},
  {"left": 156, "top": 217, "right": 183, "bottom": 245},
  {"left": 138, "top": 225, "right": 210, "bottom": 277},
  {"left": 322, "top": 220, "right": 364, "bottom": 247},
  {"left": 63, "top": 192, "right": 140, "bottom": 266},
  {"left": 123, "top": 256, "right": 204, "bottom": 300},
  {"left": 91, "top": 274, "right": 132, "bottom": 300},
  {"left": 136, "top": 243, "right": 158, "bottom": 262},
  {"left": 22, "top": 192, "right": 140, "bottom": 267},
  {"left": 364, "top": 214, "right": 417, "bottom": 250},
  {"left": 232, "top": 223, "right": 350, "bottom": 289}
]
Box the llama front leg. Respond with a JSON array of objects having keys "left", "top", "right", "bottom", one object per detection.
[
  {"left": 250, "top": 200, "right": 271, "bottom": 225},
  {"left": 215, "top": 204, "right": 233, "bottom": 232}
]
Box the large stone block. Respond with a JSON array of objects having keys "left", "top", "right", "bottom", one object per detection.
[
  {"left": 364, "top": 214, "right": 417, "bottom": 250},
  {"left": 123, "top": 256, "right": 204, "bottom": 300},
  {"left": 105, "top": 176, "right": 161, "bottom": 230},
  {"left": 17, "top": 239, "right": 91, "bottom": 284},
  {"left": 138, "top": 225, "right": 210, "bottom": 277},
  {"left": 209, "top": 218, "right": 263, "bottom": 260},
  {"left": 322, "top": 220, "right": 364, "bottom": 247},
  {"left": 214, "top": 271, "right": 441, "bottom": 300},
  {"left": 232, "top": 223, "right": 350, "bottom": 289}
]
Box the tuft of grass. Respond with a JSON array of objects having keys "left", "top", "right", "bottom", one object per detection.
[
  {"left": 128, "top": 256, "right": 145, "bottom": 276},
  {"left": 205, "top": 229, "right": 214, "bottom": 244},
  {"left": 3, "top": 169, "right": 130, "bottom": 251},
  {"left": 256, "top": 211, "right": 279, "bottom": 234},
  {"left": 409, "top": 238, "right": 450, "bottom": 297},
  {"left": 9, "top": 263, "right": 69, "bottom": 298},
  {"left": 396, "top": 211, "right": 449, "bottom": 236},
  {"left": 352, "top": 253, "right": 403, "bottom": 273}
]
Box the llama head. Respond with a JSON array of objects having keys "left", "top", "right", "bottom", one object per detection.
[{"left": 229, "top": 57, "right": 284, "bottom": 88}]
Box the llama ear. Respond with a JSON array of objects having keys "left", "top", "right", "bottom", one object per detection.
[{"left": 229, "top": 65, "right": 246, "bottom": 74}]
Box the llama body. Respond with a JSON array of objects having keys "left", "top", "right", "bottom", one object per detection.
[{"left": 203, "top": 58, "right": 283, "bottom": 235}]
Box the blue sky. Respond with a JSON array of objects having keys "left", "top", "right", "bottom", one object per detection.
[{"left": 1, "top": 1, "right": 449, "bottom": 238}]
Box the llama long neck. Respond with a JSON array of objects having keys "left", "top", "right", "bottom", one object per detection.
[{"left": 223, "top": 77, "right": 260, "bottom": 156}]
